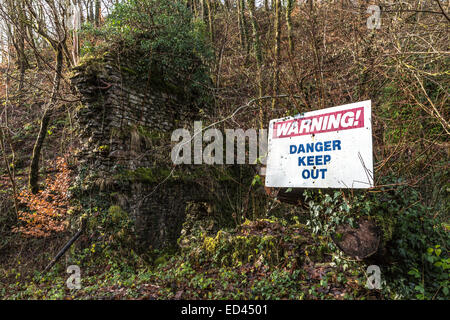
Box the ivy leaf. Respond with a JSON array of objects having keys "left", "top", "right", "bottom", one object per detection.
[{"left": 251, "top": 175, "right": 262, "bottom": 186}]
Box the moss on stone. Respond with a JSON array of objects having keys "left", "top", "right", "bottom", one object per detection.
[
  {"left": 108, "top": 205, "right": 128, "bottom": 223},
  {"left": 119, "top": 167, "right": 173, "bottom": 184},
  {"left": 188, "top": 219, "right": 310, "bottom": 269}
]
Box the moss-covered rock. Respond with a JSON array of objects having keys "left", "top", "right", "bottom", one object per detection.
[{"left": 181, "top": 217, "right": 311, "bottom": 269}]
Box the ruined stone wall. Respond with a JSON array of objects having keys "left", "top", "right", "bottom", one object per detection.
[{"left": 70, "top": 54, "right": 212, "bottom": 249}]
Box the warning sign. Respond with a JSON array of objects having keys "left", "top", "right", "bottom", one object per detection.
[{"left": 265, "top": 100, "right": 374, "bottom": 189}]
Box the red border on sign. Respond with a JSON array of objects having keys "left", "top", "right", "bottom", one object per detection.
[{"left": 273, "top": 107, "right": 365, "bottom": 139}]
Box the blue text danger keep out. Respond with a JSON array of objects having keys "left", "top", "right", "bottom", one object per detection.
[{"left": 289, "top": 140, "right": 342, "bottom": 180}]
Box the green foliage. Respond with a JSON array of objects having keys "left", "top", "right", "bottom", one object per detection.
[
  {"left": 89, "top": 205, "right": 134, "bottom": 244},
  {"left": 180, "top": 218, "right": 308, "bottom": 269},
  {"left": 119, "top": 167, "right": 173, "bottom": 184},
  {"left": 302, "top": 174, "right": 449, "bottom": 300},
  {"left": 82, "top": 0, "right": 213, "bottom": 106},
  {"left": 303, "top": 190, "right": 356, "bottom": 237},
  {"left": 381, "top": 186, "right": 449, "bottom": 300}
]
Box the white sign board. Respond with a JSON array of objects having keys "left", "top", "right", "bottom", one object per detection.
[{"left": 265, "top": 100, "right": 373, "bottom": 189}]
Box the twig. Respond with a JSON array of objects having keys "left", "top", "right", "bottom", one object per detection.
[
  {"left": 434, "top": 0, "right": 450, "bottom": 22},
  {"left": 42, "top": 218, "right": 87, "bottom": 275}
]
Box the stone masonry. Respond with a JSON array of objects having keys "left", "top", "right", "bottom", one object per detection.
[{"left": 70, "top": 53, "right": 212, "bottom": 249}]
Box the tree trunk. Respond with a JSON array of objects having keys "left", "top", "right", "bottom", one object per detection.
[
  {"left": 271, "top": 0, "right": 281, "bottom": 109},
  {"left": 286, "top": 0, "right": 294, "bottom": 55},
  {"left": 6, "top": 0, "right": 28, "bottom": 90},
  {"left": 0, "top": 49, "right": 19, "bottom": 220},
  {"left": 89, "top": 0, "right": 94, "bottom": 23},
  {"left": 206, "top": 0, "right": 214, "bottom": 45},
  {"left": 308, "top": 0, "right": 325, "bottom": 108},
  {"left": 247, "top": 0, "right": 264, "bottom": 127},
  {"left": 200, "top": 0, "right": 207, "bottom": 22},
  {"left": 79, "top": 0, "right": 84, "bottom": 24},
  {"left": 29, "top": 44, "right": 63, "bottom": 194},
  {"left": 238, "top": 0, "right": 249, "bottom": 53},
  {"left": 94, "top": 0, "right": 101, "bottom": 27}
]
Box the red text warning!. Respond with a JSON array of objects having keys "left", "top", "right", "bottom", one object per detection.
[{"left": 273, "top": 107, "right": 364, "bottom": 139}]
